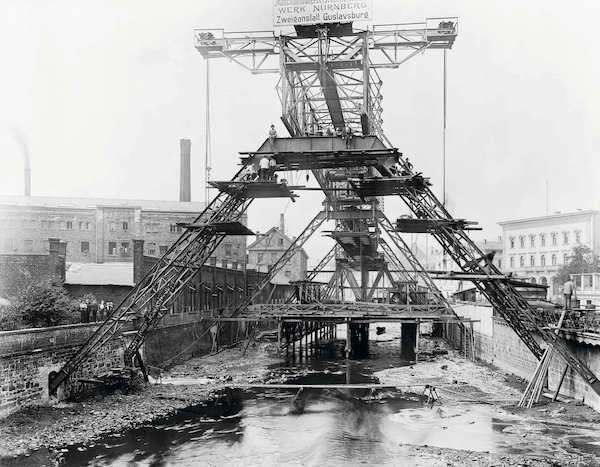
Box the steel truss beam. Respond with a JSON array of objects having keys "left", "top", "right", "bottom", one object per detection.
[
  {"left": 49, "top": 167, "right": 253, "bottom": 394},
  {"left": 383, "top": 157, "right": 600, "bottom": 394},
  {"left": 195, "top": 18, "right": 457, "bottom": 140},
  {"left": 231, "top": 211, "right": 327, "bottom": 315}
]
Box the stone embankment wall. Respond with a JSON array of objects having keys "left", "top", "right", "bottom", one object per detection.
[
  {"left": 0, "top": 313, "right": 262, "bottom": 417},
  {"left": 0, "top": 323, "right": 122, "bottom": 417},
  {"left": 453, "top": 302, "right": 600, "bottom": 412}
]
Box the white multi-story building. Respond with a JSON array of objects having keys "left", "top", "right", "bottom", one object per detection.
[{"left": 499, "top": 210, "right": 600, "bottom": 297}]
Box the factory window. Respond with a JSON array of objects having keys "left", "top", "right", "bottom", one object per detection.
[
  {"left": 24, "top": 239, "right": 33, "bottom": 252},
  {"left": 148, "top": 243, "right": 156, "bottom": 255},
  {"left": 519, "top": 256, "right": 524, "bottom": 268},
  {"left": 285, "top": 270, "right": 291, "bottom": 277},
  {"left": 86, "top": 222, "right": 91, "bottom": 230},
  {"left": 562, "top": 231, "right": 569, "bottom": 245},
  {"left": 60, "top": 221, "right": 66, "bottom": 230},
  {"left": 169, "top": 224, "right": 182, "bottom": 233},
  {"left": 122, "top": 221, "right": 129, "bottom": 231},
  {"left": 540, "top": 234, "right": 546, "bottom": 247},
  {"left": 66, "top": 221, "right": 73, "bottom": 230},
  {"left": 271, "top": 252, "right": 278, "bottom": 263},
  {"left": 510, "top": 257, "right": 514, "bottom": 268},
  {"left": 551, "top": 232, "right": 557, "bottom": 246},
  {"left": 257, "top": 253, "right": 264, "bottom": 263},
  {"left": 110, "top": 222, "right": 116, "bottom": 232},
  {"left": 108, "top": 241, "right": 117, "bottom": 255},
  {"left": 4, "top": 238, "right": 15, "bottom": 251},
  {"left": 575, "top": 230, "right": 581, "bottom": 243},
  {"left": 159, "top": 245, "right": 168, "bottom": 255},
  {"left": 509, "top": 237, "right": 515, "bottom": 249},
  {"left": 79, "top": 221, "right": 83, "bottom": 230},
  {"left": 81, "top": 241, "right": 89, "bottom": 254},
  {"left": 530, "top": 255, "right": 535, "bottom": 267},
  {"left": 224, "top": 243, "right": 232, "bottom": 257},
  {"left": 278, "top": 238, "right": 284, "bottom": 247},
  {"left": 120, "top": 242, "right": 130, "bottom": 257},
  {"left": 519, "top": 236, "right": 525, "bottom": 248},
  {"left": 563, "top": 253, "right": 568, "bottom": 264},
  {"left": 551, "top": 254, "right": 556, "bottom": 266},
  {"left": 540, "top": 255, "right": 545, "bottom": 266},
  {"left": 529, "top": 235, "right": 535, "bottom": 248}
]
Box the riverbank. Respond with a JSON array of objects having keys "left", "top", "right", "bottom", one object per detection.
[
  {"left": 2, "top": 329, "right": 600, "bottom": 466},
  {"left": 0, "top": 342, "right": 281, "bottom": 461},
  {"left": 375, "top": 337, "right": 600, "bottom": 466}
]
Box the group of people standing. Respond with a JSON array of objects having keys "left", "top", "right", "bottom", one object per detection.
[{"left": 79, "top": 299, "right": 114, "bottom": 323}]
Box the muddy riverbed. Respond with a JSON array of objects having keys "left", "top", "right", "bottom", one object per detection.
[{"left": 1, "top": 325, "right": 600, "bottom": 466}]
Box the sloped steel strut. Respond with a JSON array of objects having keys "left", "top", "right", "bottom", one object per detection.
[{"left": 49, "top": 167, "right": 251, "bottom": 394}]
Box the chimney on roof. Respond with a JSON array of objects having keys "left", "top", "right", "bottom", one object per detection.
[
  {"left": 279, "top": 213, "right": 285, "bottom": 235},
  {"left": 179, "top": 138, "right": 191, "bottom": 202}
]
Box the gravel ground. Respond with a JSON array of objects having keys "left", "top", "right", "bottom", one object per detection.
[{"left": 374, "top": 337, "right": 600, "bottom": 466}]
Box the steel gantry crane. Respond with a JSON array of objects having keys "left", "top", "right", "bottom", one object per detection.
[
  {"left": 193, "top": 17, "right": 600, "bottom": 393},
  {"left": 48, "top": 14, "right": 600, "bottom": 398}
]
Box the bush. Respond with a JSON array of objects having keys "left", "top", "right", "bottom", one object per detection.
[{"left": 9, "top": 279, "right": 78, "bottom": 329}]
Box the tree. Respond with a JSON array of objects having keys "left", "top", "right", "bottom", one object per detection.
[
  {"left": 9, "top": 278, "right": 78, "bottom": 329},
  {"left": 554, "top": 245, "right": 600, "bottom": 286}
]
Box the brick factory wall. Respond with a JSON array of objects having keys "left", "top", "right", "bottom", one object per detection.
[
  {"left": 453, "top": 302, "right": 600, "bottom": 411},
  {"left": 0, "top": 238, "right": 66, "bottom": 297}
]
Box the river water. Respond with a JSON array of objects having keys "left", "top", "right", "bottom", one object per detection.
[{"left": 9, "top": 332, "right": 600, "bottom": 466}]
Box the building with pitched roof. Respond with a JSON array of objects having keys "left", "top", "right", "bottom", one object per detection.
[{"left": 246, "top": 214, "right": 308, "bottom": 284}]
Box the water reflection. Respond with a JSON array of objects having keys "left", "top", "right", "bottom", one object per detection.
[{"left": 11, "top": 355, "right": 600, "bottom": 465}]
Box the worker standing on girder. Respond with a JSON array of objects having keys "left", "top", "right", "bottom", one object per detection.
[
  {"left": 563, "top": 278, "right": 575, "bottom": 310},
  {"left": 269, "top": 156, "right": 277, "bottom": 182},
  {"left": 345, "top": 125, "right": 353, "bottom": 148},
  {"left": 259, "top": 154, "right": 270, "bottom": 181}
]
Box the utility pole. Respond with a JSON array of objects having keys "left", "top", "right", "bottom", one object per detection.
[
  {"left": 205, "top": 59, "right": 212, "bottom": 204},
  {"left": 442, "top": 49, "right": 447, "bottom": 207},
  {"left": 545, "top": 179, "right": 550, "bottom": 215}
]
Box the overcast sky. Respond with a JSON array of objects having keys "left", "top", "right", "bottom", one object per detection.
[{"left": 1, "top": 0, "right": 599, "bottom": 264}]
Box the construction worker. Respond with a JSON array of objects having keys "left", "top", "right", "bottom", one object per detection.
[
  {"left": 268, "top": 124, "right": 277, "bottom": 146},
  {"left": 563, "top": 278, "right": 575, "bottom": 310},
  {"left": 269, "top": 156, "right": 277, "bottom": 182},
  {"left": 345, "top": 125, "right": 353, "bottom": 148},
  {"left": 259, "top": 155, "right": 270, "bottom": 181}
]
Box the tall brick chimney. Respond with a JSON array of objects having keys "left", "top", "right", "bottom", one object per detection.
[
  {"left": 279, "top": 213, "right": 285, "bottom": 235},
  {"left": 179, "top": 138, "right": 191, "bottom": 202}
]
